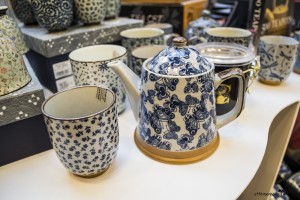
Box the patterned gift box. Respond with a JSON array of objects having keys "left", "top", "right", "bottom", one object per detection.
[{"left": 0, "top": 56, "right": 44, "bottom": 126}]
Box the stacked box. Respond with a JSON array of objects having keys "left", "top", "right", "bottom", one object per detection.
[
  {"left": 0, "top": 57, "right": 52, "bottom": 166},
  {"left": 120, "top": 0, "right": 207, "bottom": 35}
]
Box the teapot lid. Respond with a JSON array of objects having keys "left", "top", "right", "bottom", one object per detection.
[
  {"left": 189, "top": 10, "right": 219, "bottom": 29},
  {"left": 147, "top": 37, "right": 213, "bottom": 76},
  {"left": 0, "top": 6, "right": 8, "bottom": 15}
]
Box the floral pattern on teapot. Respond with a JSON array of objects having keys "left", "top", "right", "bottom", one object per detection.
[
  {"left": 148, "top": 45, "right": 212, "bottom": 76},
  {"left": 137, "top": 69, "right": 217, "bottom": 151}
]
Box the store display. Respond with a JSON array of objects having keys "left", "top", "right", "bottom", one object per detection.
[
  {"left": 283, "top": 172, "right": 300, "bottom": 199},
  {"left": 131, "top": 45, "right": 165, "bottom": 76},
  {"left": 69, "top": 45, "right": 127, "bottom": 114},
  {"left": 31, "top": 0, "right": 73, "bottom": 32},
  {"left": 105, "top": 0, "right": 120, "bottom": 19},
  {"left": 74, "top": 0, "right": 106, "bottom": 25},
  {"left": 120, "top": 0, "right": 206, "bottom": 35},
  {"left": 10, "top": 0, "right": 37, "bottom": 25},
  {"left": 185, "top": 10, "right": 220, "bottom": 45},
  {"left": 293, "top": 30, "right": 300, "bottom": 74},
  {"left": 42, "top": 86, "right": 119, "bottom": 177},
  {"left": 196, "top": 42, "right": 258, "bottom": 115},
  {"left": 258, "top": 35, "right": 299, "bottom": 85},
  {"left": 0, "top": 32, "right": 31, "bottom": 96},
  {"left": 108, "top": 37, "right": 245, "bottom": 164},
  {"left": 21, "top": 18, "right": 143, "bottom": 92},
  {"left": 204, "top": 27, "right": 252, "bottom": 47},
  {"left": 0, "top": 6, "right": 28, "bottom": 54}
]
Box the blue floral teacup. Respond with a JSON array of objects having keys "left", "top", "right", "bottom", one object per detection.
[
  {"left": 258, "top": 35, "right": 299, "bottom": 85},
  {"left": 293, "top": 31, "right": 300, "bottom": 74},
  {"left": 42, "top": 86, "right": 119, "bottom": 178}
]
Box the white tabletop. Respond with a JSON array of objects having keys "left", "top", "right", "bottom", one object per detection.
[{"left": 1, "top": 73, "right": 300, "bottom": 200}]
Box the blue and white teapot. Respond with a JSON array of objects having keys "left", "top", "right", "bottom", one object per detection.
[{"left": 108, "top": 37, "right": 245, "bottom": 164}]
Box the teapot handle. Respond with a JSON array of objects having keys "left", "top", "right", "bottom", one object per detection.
[{"left": 214, "top": 68, "right": 245, "bottom": 129}]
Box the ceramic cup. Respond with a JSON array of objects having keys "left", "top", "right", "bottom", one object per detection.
[
  {"left": 31, "top": 0, "right": 73, "bottom": 32},
  {"left": 69, "top": 45, "right": 127, "bottom": 114},
  {"left": 0, "top": 6, "right": 28, "bottom": 54},
  {"left": 42, "top": 86, "right": 119, "bottom": 178},
  {"left": 204, "top": 27, "right": 252, "bottom": 47},
  {"left": 0, "top": 31, "right": 31, "bottom": 96},
  {"left": 258, "top": 35, "right": 299, "bottom": 85},
  {"left": 120, "top": 27, "right": 164, "bottom": 68},
  {"left": 131, "top": 45, "right": 166, "bottom": 76},
  {"left": 293, "top": 31, "right": 300, "bottom": 74},
  {"left": 74, "top": 0, "right": 106, "bottom": 25},
  {"left": 10, "top": 0, "right": 37, "bottom": 25},
  {"left": 105, "top": 0, "right": 120, "bottom": 19},
  {"left": 145, "top": 23, "right": 173, "bottom": 35}
]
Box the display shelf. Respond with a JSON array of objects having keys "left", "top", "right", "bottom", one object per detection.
[
  {"left": 20, "top": 18, "right": 143, "bottom": 58},
  {"left": 0, "top": 73, "right": 300, "bottom": 200}
]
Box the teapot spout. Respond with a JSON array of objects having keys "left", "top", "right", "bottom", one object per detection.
[{"left": 107, "top": 61, "right": 140, "bottom": 121}]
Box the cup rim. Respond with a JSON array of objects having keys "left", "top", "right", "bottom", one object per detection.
[
  {"left": 260, "top": 35, "right": 299, "bottom": 46},
  {"left": 131, "top": 45, "right": 166, "bottom": 59},
  {"left": 205, "top": 27, "right": 252, "bottom": 38},
  {"left": 69, "top": 45, "right": 127, "bottom": 63},
  {"left": 120, "top": 27, "right": 164, "bottom": 39},
  {"left": 41, "top": 86, "right": 116, "bottom": 121}
]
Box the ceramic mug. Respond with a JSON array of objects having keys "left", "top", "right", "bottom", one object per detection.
[
  {"left": 105, "top": 0, "right": 120, "bottom": 19},
  {"left": 69, "top": 45, "right": 127, "bottom": 114},
  {"left": 293, "top": 31, "right": 300, "bottom": 74},
  {"left": 0, "top": 31, "right": 31, "bottom": 96},
  {"left": 74, "top": 0, "right": 106, "bottom": 25},
  {"left": 258, "top": 35, "right": 299, "bottom": 85},
  {"left": 204, "top": 27, "right": 252, "bottom": 47},
  {"left": 120, "top": 27, "right": 164, "bottom": 68},
  {"left": 10, "top": 0, "right": 37, "bottom": 25},
  {"left": 131, "top": 45, "right": 166, "bottom": 76},
  {"left": 42, "top": 86, "right": 119, "bottom": 178},
  {"left": 0, "top": 6, "right": 28, "bottom": 54},
  {"left": 31, "top": 0, "right": 73, "bottom": 32}
]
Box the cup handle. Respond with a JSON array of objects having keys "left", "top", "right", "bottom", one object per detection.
[
  {"left": 243, "top": 56, "right": 261, "bottom": 93},
  {"left": 215, "top": 68, "right": 245, "bottom": 129},
  {"left": 188, "top": 36, "right": 207, "bottom": 45}
]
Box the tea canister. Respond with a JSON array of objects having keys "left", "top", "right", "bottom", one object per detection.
[
  {"left": 108, "top": 37, "right": 246, "bottom": 164},
  {"left": 0, "top": 6, "right": 28, "bottom": 54},
  {"left": 0, "top": 31, "right": 31, "bottom": 96},
  {"left": 185, "top": 10, "right": 220, "bottom": 45},
  {"left": 196, "top": 42, "right": 258, "bottom": 115}
]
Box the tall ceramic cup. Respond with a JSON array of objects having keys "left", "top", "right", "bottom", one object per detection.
[
  {"left": 258, "top": 35, "right": 299, "bottom": 85},
  {"left": 131, "top": 45, "right": 166, "bottom": 76},
  {"left": 293, "top": 31, "right": 300, "bottom": 74},
  {"left": 204, "top": 27, "right": 252, "bottom": 47},
  {"left": 69, "top": 45, "right": 127, "bottom": 114},
  {"left": 42, "top": 86, "right": 119, "bottom": 178},
  {"left": 120, "top": 27, "right": 164, "bottom": 68},
  {"left": 74, "top": 0, "right": 106, "bottom": 25}
]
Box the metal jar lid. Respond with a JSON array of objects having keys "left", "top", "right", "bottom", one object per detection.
[{"left": 195, "top": 42, "right": 255, "bottom": 67}]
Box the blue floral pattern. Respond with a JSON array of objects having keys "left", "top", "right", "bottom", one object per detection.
[
  {"left": 137, "top": 69, "right": 216, "bottom": 151},
  {"left": 148, "top": 46, "right": 212, "bottom": 76}
]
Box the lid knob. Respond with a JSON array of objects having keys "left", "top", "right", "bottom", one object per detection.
[
  {"left": 0, "top": 6, "right": 8, "bottom": 15},
  {"left": 202, "top": 10, "right": 211, "bottom": 17},
  {"left": 172, "top": 37, "right": 187, "bottom": 47}
]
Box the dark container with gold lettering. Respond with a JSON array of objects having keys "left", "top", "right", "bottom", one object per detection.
[{"left": 196, "top": 43, "right": 258, "bottom": 115}]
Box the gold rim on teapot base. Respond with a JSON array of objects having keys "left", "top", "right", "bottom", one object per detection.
[
  {"left": 258, "top": 78, "right": 282, "bottom": 86},
  {"left": 134, "top": 128, "right": 219, "bottom": 164}
]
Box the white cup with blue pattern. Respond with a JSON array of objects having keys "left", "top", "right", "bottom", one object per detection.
[
  {"left": 42, "top": 86, "right": 119, "bottom": 178},
  {"left": 258, "top": 35, "right": 299, "bottom": 85},
  {"left": 293, "top": 31, "right": 300, "bottom": 74}
]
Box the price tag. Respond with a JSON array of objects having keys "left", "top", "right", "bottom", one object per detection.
[
  {"left": 56, "top": 76, "right": 76, "bottom": 92},
  {"left": 53, "top": 60, "right": 73, "bottom": 79}
]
